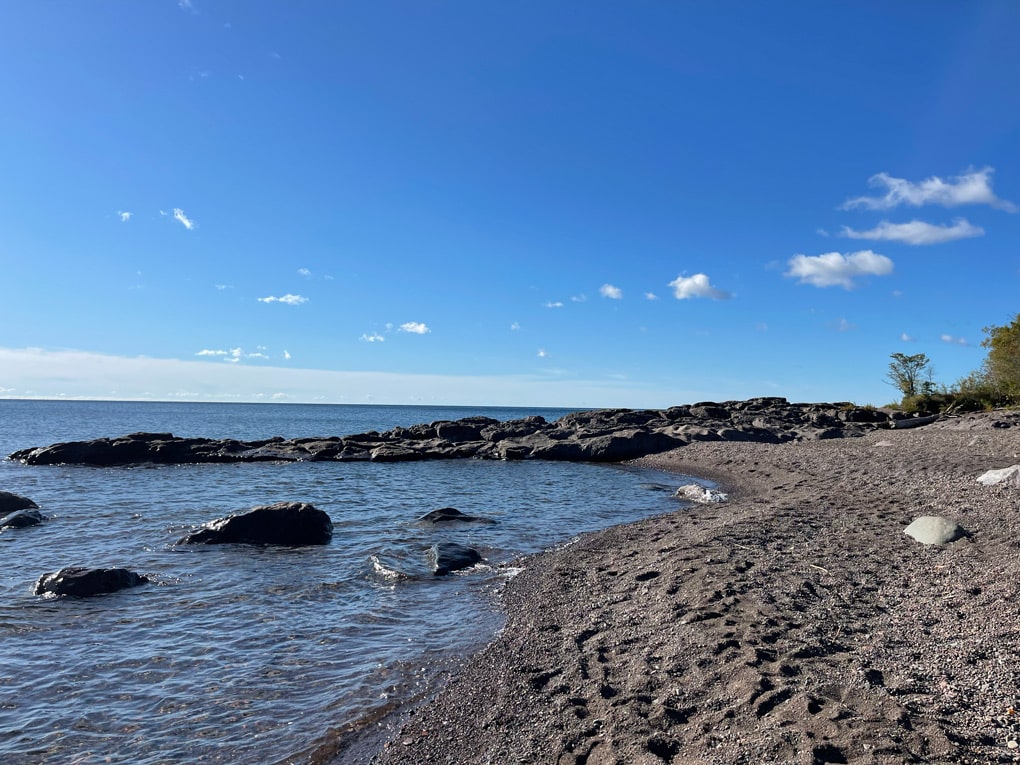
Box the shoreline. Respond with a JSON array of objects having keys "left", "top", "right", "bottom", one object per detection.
[{"left": 365, "top": 415, "right": 1020, "bottom": 764}]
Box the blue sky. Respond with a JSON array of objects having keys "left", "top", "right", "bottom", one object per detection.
[{"left": 2, "top": 1, "right": 1018, "bottom": 408}]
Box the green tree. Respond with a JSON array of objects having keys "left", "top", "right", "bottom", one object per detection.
[
  {"left": 980, "top": 313, "right": 1020, "bottom": 403},
  {"left": 886, "top": 352, "right": 933, "bottom": 398}
]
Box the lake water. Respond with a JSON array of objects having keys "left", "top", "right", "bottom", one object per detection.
[{"left": 0, "top": 400, "right": 693, "bottom": 764}]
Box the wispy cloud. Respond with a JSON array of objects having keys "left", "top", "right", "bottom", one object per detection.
[
  {"left": 901, "top": 333, "right": 915, "bottom": 342},
  {"left": 173, "top": 208, "right": 196, "bottom": 230},
  {"left": 360, "top": 333, "right": 385, "bottom": 343},
  {"left": 841, "top": 167, "right": 1017, "bottom": 212},
  {"left": 197, "top": 347, "right": 277, "bottom": 363},
  {"left": 545, "top": 301, "right": 564, "bottom": 309},
  {"left": 668, "top": 273, "right": 731, "bottom": 300},
  {"left": 399, "top": 322, "right": 430, "bottom": 335},
  {"left": 537, "top": 349, "right": 548, "bottom": 358},
  {"left": 283, "top": 350, "right": 291, "bottom": 360},
  {"left": 510, "top": 322, "right": 520, "bottom": 331},
  {"left": 196, "top": 349, "right": 230, "bottom": 357},
  {"left": 600, "top": 284, "right": 623, "bottom": 299},
  {"left": 178, "top": 0, "right": 193, "bottom": 9},
  {"left": 840, "top": 218, "right": 984, "bottom": 245},
  {"left": 118, "top": 211, "right": 132, "bottom": 222},
  {"left": 836, "top": 318, "right": 855, "bottom": 332},
  {"left": 258, "top": 294, "right": 308, "bottom": 305},
  {"left": 215, "top": 284, "right": 232, "bottom": 290},
  {"left": 571, "top": 295, "right": 587, "bottom": 303},
  {"left": 941, "top": 334, "right": 971, "bottom": 346},
  {"left": 298, "top": 268, "right": 311, "bottom": 277},
  {"left": 785, "top": 250, "right": 893, "bottom": 289},
  {"left": 645, "top": 292, "right": 659, "bottom": 301}
]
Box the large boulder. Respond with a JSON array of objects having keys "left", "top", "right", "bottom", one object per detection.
[
  {"left": 34, "top": 567, "right": 148, "bottom": 597},
  {"left": 0, "top": 490, "right": 38, "bottom": 513},
  {"left": 428, "top": 542, "right": 483, "bottom": 576},
  {"left": 0, "top": 508, "right": 46, "bottom": 529},
  {"left": 178, "top": 502, "right": 333, "bottom": 546}
]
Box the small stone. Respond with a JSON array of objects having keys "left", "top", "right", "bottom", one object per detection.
[{"left": 1007, "top": 740, "right": 1018, "bottom": 750}]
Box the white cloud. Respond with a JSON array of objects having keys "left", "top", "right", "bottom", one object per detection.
[
  {"left": 399, "top": 322, "right": 430, "bottom": 335},
  {"left": 0, "top": 346, "right": 708, "bottom": 408},
  {"left": 537, "top": 349, "right": 548, "bottom": 358},
  {"left": 510, "top": 322, "right": 520, "bottom": 331},
  {"left": 941, "top": 334, "right": 970, "bottom": 346},
  {"left": 284, "top": 350, "right": 291, "bottom": 359},
  {"left": 298, "top": 268, "right": 311, "bottom": 277},
  {"left": 668, "top": 273, "right": 731, "bottom": 300},
  {"left": 118, "top": 211, "right": 132, "bottom": 222},
  {"left": 785, "top": 250, "right": 894, "bottom": 289},
  {"left": 901, "top": 333, "right": 915, "bottom": 342},
  {"left": 545, "top": 301, "right": 564, "bottom": 309},
  {"left": 816, "top": 228, "right": 830, "bottom": 237},
  {"left": 645, "top": 292, "right": 659, "bottom": 301},
  {"left": 360, "top": 333, "right": 385, "bottom": 343},
  {"left": 178, "top": 0, "right": 193, "bottom": 9},
  {"left": 172, "top": 208, "right": 195, "bottom": 230},
  {"left": 196, "top": 347, "right": 272, "bottom": 363},
  {"left": 840, "top": 218, "right": 984, "bottom": 245},
  {"left": 841, "top": 167, "right": 1017, "bottom": 212},
  {"left": 571, "top": 295, "right": 587, "bottom": 303},
  {"left": 600, "top": 284, "right": 623, "bottom": 300},
  {"left": 836, "top": 318, "right": 855, "bottom": 332},
  {"left": 196, "top": 349, "right": 229, "bottom": 357},
  {"left": 258, "top": 294, "right": 308, "bottom": 305},
  {"left": 215, "top": 284, "right": 232, "bottom": 290}
]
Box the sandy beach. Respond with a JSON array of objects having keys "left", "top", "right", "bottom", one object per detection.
[{"left": 362, "top": 412, "right": 1020, "bottom": 764}]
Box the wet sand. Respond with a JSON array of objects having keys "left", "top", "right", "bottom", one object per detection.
[{"left": 369, "top": 414, "right": 1020, "bottom": 764}]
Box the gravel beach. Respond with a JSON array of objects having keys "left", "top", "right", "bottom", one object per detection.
[{"left": 366, "top": 412, "right": 1020, "bottom": 764}]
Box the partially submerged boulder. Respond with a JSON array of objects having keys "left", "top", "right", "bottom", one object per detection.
[
  {"left": 178, "top": 501, "right": 333, "bottom": 546},
  {"left": 0, "top": 490, "right": 38, "bottom": 513},
  {"left": 904, "top": 516, "right": 968, "bottom": 546},
  {"left": 35, "top": 567, "right": 148, "bottom": 597},
  {"left": 428, "top": 542, "right": 482, "bottom": 576},
  {"left": 674, "top": 484, "right": 729, "bottom": 504},
  {"left": 0, "top": 508, "right": 46, "bottom": 529},
  {"left": 418, "top": 507, "right": 496, "bottom": 525}
]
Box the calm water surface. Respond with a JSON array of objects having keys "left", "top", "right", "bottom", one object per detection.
[{"left": 0, "top": 401, "right": 692, "bottom": 764}]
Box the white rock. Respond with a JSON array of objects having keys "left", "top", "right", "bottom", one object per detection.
[
  {"left": 976, "top": 465, "right": 1020, "bottom": 486},
  {"left": 904, "top": 516, "right": 967, "bottom": 545},
  {"left": 674, "top": 484, "right": 728, "bottom": 503}
]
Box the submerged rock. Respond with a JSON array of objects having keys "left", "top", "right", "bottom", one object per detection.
[
  {"left": 0, "top": 508, "right": 46, "bottom": 529},
  {"left": 34, "top": 566, "right": 149, "bottom": 597},
  {"left": 428, "top": 542, "right": 483, "bottom": 576},
  {"left": 178, "top": 501, "right": 333, "bottom": 546},
  {"left": 0, "top": 490, "right": 38, "bottom": 513},
  {"left": 418, "top": 507, "right": 496, "bottom": 525}
]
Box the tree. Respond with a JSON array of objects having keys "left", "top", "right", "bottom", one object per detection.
[
  {"left": 886, "top": 352, "right": 933, "bottom": 398},
  {"left": 980, "top": 313, "right": 1020, "bottom": 403}
]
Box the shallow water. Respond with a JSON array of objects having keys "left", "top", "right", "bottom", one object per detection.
[{"left": 0, "top": 400, "right": 691, "bottom": 764}]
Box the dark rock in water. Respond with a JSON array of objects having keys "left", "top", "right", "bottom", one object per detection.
[
  {"left": 0, "top": 490, "right": 38, "bottom": 513},
  {"left": 9, "top": 399, "right": 950, "bottom": 467},
  {"left": 0, "top": 508, "right": 46, "bottom": 529},
  {"left": 34, "top": 566, "right": 148, "bottom": 597},
  {"left": 418, "top": 507, "right": 496, "bottom": 525},
  {"left": 178, "top": 501, "right": 333, "bottom": 546},
  {"left": 429, "top": 542, "right": 483, "bottom": 576}
]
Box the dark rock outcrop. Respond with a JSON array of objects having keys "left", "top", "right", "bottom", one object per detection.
[
  {"left": 177, "top": 501, "right": 333, "bottom": 546},
  {"left": 0, "top": 508, "right": 46, "bottom": 529},
  {"left": 418, "top": 507, "right": 496, "bottom": 525},
  {"left": 0, "top": 490, "right": 38, "bottom": 513},
  {"left": 34, "top": 566, "right": 148, "bottom": 597},
  {"left": 8, "top": 399, "right": 944, "bottom": 467},
  {"left": 428, "top": 542, "right": 483, "bottom": 576}
]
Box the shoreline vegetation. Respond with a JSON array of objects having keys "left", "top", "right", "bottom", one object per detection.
[{"left": 356, "top": 408, "right": 1020, "bottom": 765}]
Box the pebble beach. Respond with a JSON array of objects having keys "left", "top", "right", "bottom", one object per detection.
[{"left": 366, "top": 411, "right": 1020, "bottom": 765}]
